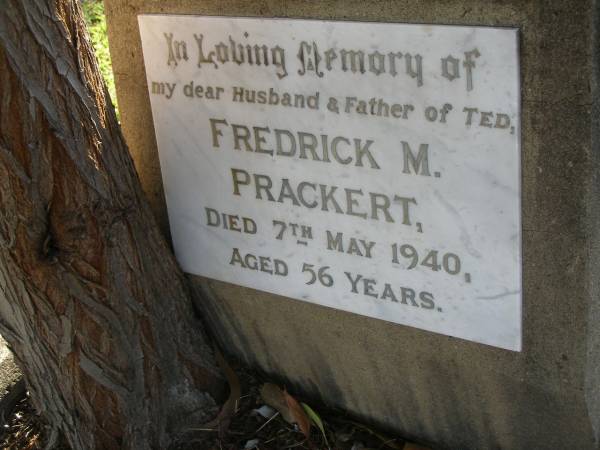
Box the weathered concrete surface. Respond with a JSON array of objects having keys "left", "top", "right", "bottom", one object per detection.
[{"left": 105, "top": 1, "right": 600, "bottom": 448}]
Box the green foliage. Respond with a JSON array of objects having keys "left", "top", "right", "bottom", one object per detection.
[
  {"left": 82, "top": 0, "right": 118, "bottom": 117},
  {"left": 301, "top": 402, "right": 330, "bottom": 449}
]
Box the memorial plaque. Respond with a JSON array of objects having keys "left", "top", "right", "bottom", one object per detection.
[{"left": 138, "top": 15, "right": 521, "bottom": 351}]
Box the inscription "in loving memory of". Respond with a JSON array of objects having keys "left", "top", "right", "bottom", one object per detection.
[{"left": 165, "top": 31, "right": 482, "bottom": 92}]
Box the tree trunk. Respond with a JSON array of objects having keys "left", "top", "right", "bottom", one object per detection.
[{"left": 0, "top": 1, "right": 223, "bottom": 448}]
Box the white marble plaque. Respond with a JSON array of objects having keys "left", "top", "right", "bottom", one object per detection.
[{"left": 138, "top": 15, "right": 522, "bottom": 351}]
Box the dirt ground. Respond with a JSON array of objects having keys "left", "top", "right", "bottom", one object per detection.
[{"left": 0, "top": 365, "right": 432, "bottom": 450}]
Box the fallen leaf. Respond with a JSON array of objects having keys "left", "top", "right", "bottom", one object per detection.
[
  {"left": 302, "top": 402, "right": 329, "bottom": 448},
  {"left": 260, "top": 383, "right": 294, "bottom": 423},
  {"left": 283, "top": 388, "right": 311, "bottom": 439}
]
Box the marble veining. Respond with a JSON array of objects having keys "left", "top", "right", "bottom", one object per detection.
[{"left": 138, "top": 15, "right": 521, "bottom": 351}]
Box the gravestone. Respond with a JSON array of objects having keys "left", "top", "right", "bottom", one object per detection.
[
  {"left": 104, "top": 1, "right": 600, "bottom": 449},
  {"left": 137, "top": 15, "right": 521, "bottom": 350}
]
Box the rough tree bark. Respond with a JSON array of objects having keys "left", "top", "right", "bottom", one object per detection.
[{"left": 0, "top": 1, "right": 224, "bottom": 448}]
